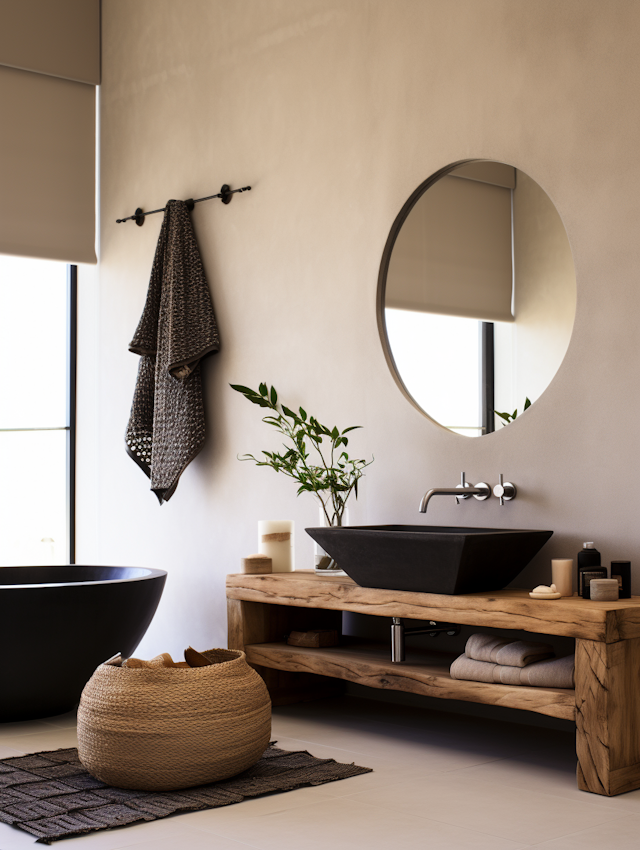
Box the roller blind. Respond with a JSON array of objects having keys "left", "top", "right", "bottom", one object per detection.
[
  {"left": 0, "top": 0, "right": 99, "bottom": 264},
  {"left": 386, "top": 167, "right": 514, "bottom": 323}
]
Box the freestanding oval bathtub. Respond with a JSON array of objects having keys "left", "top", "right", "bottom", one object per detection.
[{"left": 0, "top": 565, "right": 166, "bottom": 721}]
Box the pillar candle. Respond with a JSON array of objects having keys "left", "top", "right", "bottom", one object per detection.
[
  {"left": 258, "top": 520, "right": 294, "bottom": 572},
  {"left": 551, "top": 559, "right": 573, "bottom": 597}
]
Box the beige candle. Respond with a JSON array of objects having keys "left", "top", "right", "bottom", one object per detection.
[
  {"left": 242, "top": 554, "right": 272, "bottom": 575},
  {"left": 590, "top": 578, "right": 619, "bottom": 601},
  {"left": 258, "top": 520, "right": 294, "bottom": 572},
  {"left": 551, "top": 559, "right": 573, "bottom": 597}
]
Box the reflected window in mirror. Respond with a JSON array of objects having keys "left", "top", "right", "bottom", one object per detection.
[{"left": 380, "top": 161, "right": 576, "bottom": 437}]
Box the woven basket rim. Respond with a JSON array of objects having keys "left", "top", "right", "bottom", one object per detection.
[{"left": 104, "top": 647, "right": 246, "bottom": 674}]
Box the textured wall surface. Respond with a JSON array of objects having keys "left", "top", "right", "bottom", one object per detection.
[{"left": 78, "top": 0, "right": 640, "bottom": 657}]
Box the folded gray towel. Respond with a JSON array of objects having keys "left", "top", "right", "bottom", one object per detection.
[
  {"left": 450, "top": 654, "right": 575, "bottom": 689},
  {"left": 520, "top": 655, "right": 575, "bottom": 688},
  {"left": 465, "top": 633, "right": 555, "bottom": 667}
]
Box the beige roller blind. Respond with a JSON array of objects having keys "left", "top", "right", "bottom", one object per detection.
[
  {"left": 0, "top": 0, "right": 98, "bottom": 264},
  {"left": 386, "top": 171, "right": 514, "bottom": 323},
  {"left": 0, "top": 0, "right": 100, "bottom": 84},
  {"left": 0, "top": 65, "right": 96, "bottom": 264}
]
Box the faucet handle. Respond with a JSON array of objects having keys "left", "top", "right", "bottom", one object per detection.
[
  {"left": 455, "top": 471, "right": 472, "bottom": 503},
  {"left": 493, "top": 473, "right": 517, "bottom": 506}
]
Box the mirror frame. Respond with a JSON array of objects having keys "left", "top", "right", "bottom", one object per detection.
[{"left": 376, "top": 159, "right": 568, "bottom": 434}]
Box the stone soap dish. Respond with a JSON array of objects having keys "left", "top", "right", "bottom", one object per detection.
[{"left": 529, "top": 583, "right": 561, "bottom": 600}]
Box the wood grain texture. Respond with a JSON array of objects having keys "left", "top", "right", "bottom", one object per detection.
[
  {"left": 227, "top": 572, "right": 640, "bottom": 642},
  {"left": 245, "top": 641, "right": 575, "bottom": 721},
  {"left": 227, "top": 598, "right": 343, "bottom": 705},
  {"left": 576, "top": 636, "right": 640, "bottom": 795},
  {"left": 227, "top": 574, "right": 640, "bottom": 795}
]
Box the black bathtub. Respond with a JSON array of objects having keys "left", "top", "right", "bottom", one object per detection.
[{"left": 0, "top": 565, "right": 166, "bottom": 721}]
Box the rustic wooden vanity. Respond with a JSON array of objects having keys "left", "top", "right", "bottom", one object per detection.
[{"left": 227, "top": 570, "right": 640, "bottom": 797}]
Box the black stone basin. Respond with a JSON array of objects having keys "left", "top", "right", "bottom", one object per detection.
[{"left": 305, "top": 525, "right": 553, "bottom": 595}]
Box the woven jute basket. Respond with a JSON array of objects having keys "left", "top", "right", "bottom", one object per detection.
[{"left": 77, "top": 648, "right": 271, "bottom": 791}]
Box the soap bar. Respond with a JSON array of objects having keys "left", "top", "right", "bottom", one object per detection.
[{"left": 589, "top": 578, "right": 619, "bottom": 601}]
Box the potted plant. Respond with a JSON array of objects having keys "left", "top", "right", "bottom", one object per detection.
[{"left": 231, "top": 383, "right": 373, "bottom": 571}]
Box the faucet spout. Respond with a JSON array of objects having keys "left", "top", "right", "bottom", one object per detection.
[{"left": 419, "top": 483, "right": 491, "bottom": 513}]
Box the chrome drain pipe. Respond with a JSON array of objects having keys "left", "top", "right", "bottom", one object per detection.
[{"left": 391, "top": 617, "right": 460, "bottom": 663}]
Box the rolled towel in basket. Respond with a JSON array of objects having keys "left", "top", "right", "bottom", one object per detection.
[
  {"left": 450, "top": 654, "right": 575, "bottom": 688},
  {"left": 465, "top": 633, "right": 555, "bottom": 667}
]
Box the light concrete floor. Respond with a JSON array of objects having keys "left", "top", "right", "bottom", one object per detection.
[{"left": 2, "top": 696, "right": 640, "bottom": 849}]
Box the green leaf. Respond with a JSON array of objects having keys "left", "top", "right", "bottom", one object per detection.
[
  {"left": 281, "top": 405, "right": 297, "bottom": 420},
  {"left": 299, "top": 407, "right": 307, "bottom": 421},
  {"left": 230, "top": 383, "right": 257, "bottom": 396},
  {"left": 341, "top": 426, "right": 361, "bottom": 434},
  {"left": 270, "top": 385, "right": 277, "bottom": 405},
  {"left": 524, "top": 397, "right": 532, "bottom": 410},
  {"left": 259, "top": 383, "right": 268, "bottom": 397}
]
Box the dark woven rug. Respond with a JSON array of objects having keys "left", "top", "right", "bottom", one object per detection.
[{"left": 0, "top": 744, "right": 372, "bottom": 844}]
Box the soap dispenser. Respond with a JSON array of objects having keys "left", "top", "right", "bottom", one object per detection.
[{"left": 578, "top": 542, "right": 606, "bottom": 599}]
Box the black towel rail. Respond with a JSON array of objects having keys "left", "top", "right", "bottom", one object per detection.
[{"left": 116, "top": 184, "right": 251, "bottom": 226}]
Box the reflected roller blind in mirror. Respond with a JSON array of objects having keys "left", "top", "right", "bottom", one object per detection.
[
  {"left": 0, "top": 0, "right": 99, "bottom": 264},
  {"left": 386, "top": 167, "right": 514, "bottom": 323}
]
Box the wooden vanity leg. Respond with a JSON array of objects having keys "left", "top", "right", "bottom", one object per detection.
[
  {"left": 227, "top": 598, "right": 343, "bottom": 706},
  {"left": 576, "top": 636, "right": 640, "bottom": 796}
]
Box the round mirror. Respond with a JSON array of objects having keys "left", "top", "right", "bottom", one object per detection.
[{"left": 378, "top": 161, "right": 576, "bottom": 437}]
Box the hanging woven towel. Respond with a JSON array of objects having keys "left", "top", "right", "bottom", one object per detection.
[{"left": 125, "top": 200, "right": 220, "bottom": 503}]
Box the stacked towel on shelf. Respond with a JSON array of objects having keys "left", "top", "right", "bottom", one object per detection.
[
  {"left": 464, "top": 633, "right": 555, "bottom": 666},
  {"left": 450, "top": 633, "right": 575, "bottom": 689}
]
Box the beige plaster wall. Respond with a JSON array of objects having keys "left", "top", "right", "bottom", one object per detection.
[
  {"left": 78, "top": 0, "right": 640, "bottom": 657},
  {"left": 511, "top": 169, "right": 577, "bottom": 406}
]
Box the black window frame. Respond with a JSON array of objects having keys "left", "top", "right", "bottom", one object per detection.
[{"left": 67, "top": 264, "right": 77, "bottom": 564}]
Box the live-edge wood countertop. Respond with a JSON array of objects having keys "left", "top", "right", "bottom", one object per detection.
[{"left": 226, "top": 571, "right": 640, "bottom": 643}]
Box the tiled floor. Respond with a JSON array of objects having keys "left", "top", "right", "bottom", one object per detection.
[{"left": 2, "top": 697, "right": 640, "bottom": 849}]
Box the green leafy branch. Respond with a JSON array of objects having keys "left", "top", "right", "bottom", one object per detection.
[
  {"left": 230, "top": 383, "right": 373, "bottom": 526},
  {"left": 495, "top": 397, "right": 531, "bottom": 426}
]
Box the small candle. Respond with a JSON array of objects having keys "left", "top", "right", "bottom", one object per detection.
[
  {"left": 589, "top": 578, "right": 619, "bottom": 601},
  {"left": 242, "top": 554, "right": 272, "bottom": 575},
  {"left": 551, "top": 559, "right": 573, "bottom": 597},
  {"left": 258, "top": 520, "right": 294, "bottom": 572}
]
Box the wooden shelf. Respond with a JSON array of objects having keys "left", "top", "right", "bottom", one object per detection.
[
  {"left": 229, "top": 573, "right": 640, "bottom": 795},
  {"left": 227, "top": 571, "right": 640, "bottom": 643},
  {"left": 244, "top": 639, "right": 576, "bottom": 721}
]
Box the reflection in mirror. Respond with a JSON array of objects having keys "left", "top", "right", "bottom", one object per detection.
[{"left": 381, "top": 161, "right": 576, "bottom": 436}]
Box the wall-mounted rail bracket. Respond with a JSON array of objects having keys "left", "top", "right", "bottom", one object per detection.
[{"left": 117, "top": 184, "right": 251, "bottom": 225}]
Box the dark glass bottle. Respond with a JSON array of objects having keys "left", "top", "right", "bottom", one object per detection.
[
  {"left": 578, "top": 542, "right": 606, "bottom": 599},
  {"left": 611, "top": 560, "right": 631, "bottom": 599}
]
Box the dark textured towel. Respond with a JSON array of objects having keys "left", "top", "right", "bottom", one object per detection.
[{"left": 125, "top": 200, "right": 220, "bottom": 503}]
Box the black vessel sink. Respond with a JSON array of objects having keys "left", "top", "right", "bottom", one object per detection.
[{"left": 305, "top": 525, "right": 553, "bottom": 595}]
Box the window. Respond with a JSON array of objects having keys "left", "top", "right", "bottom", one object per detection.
[{"left": 0, "top": 256, "right": 75, "bottom": 566}]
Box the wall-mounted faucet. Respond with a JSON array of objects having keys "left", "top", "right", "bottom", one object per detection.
[
  {"left": 419, "top": 472, "right": 490, "bottom": 514},
  {"left": 419, "top": 472, "right": 517, "bottom": 513}
]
